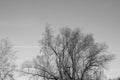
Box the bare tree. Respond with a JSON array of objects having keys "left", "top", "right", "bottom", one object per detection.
[
  {"left": 0, "top": 39, "right": 16, "bottom": 80},
  {"left": 21, "top": 26, "right": 114, "bottom": 80}
]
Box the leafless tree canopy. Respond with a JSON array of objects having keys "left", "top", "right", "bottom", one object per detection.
[
  {"left": 0, "top": 39, "right": 16, "bottom": 80},
  {"left": 21, "top": 27, "right": 114, "bottom": 80}
]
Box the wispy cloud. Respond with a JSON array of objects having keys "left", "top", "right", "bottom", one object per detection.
[{"left": 14, "top": 45, "right": 39, "bottom": 48}]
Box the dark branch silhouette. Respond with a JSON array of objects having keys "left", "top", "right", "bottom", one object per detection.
[{"left": 21, "top": 26, "right": 114, "bottom": 80}]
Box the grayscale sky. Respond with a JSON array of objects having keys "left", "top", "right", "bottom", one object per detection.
[{"left": 0, "top": 0, "right": 120, "bottom": 80}]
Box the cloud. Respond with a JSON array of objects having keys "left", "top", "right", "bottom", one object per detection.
[{"left": 14, "top": 45, "right": 39, "bottom": 48}]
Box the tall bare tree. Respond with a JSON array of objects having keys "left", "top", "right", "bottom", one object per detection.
[
  {"left": 0, "top": 39, "right": 16, "bottom": 80},
  {"left": 21, "top": 26, "right": 114, "bottom": 80}
]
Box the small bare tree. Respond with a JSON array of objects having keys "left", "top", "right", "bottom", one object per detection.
[
  {"left": 21, "top": 26, "right": 114, "bottom": 80},
  {"left": 0, "top": 39, "right": 16, "bottom": 80}
]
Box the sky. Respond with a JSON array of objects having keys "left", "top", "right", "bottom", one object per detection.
[{"left": 0, "top": 0, "right": 120, "bottom": 80}]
